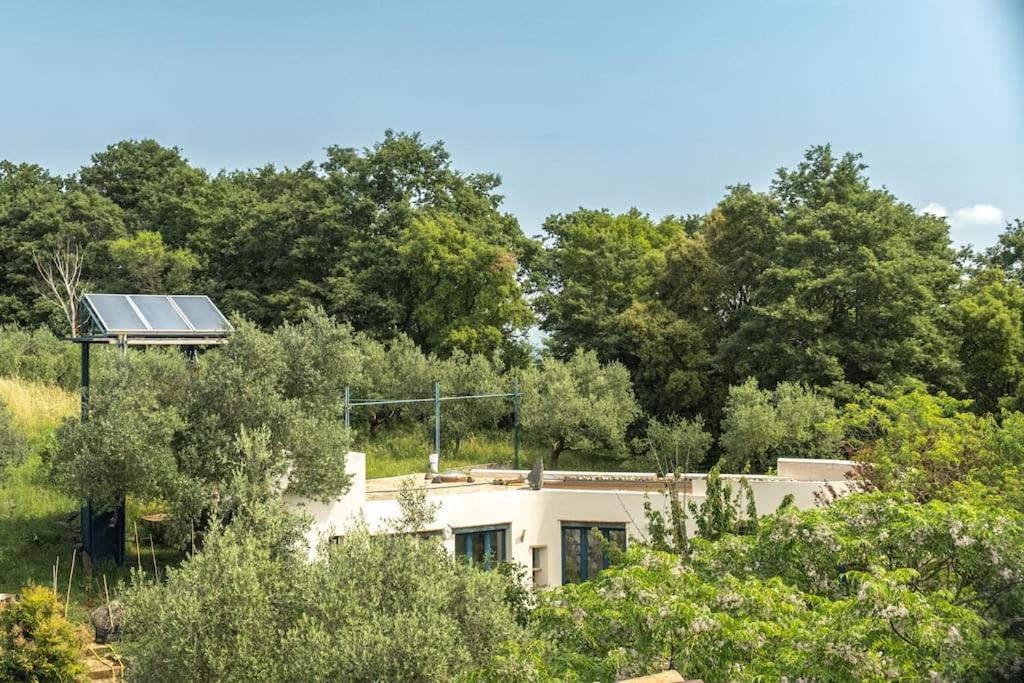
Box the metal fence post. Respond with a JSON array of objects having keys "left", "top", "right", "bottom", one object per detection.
[
  {"left": 513, "top": 377, "right": 521, "bottom": 469},
  {"left": 433, "top": 381, "right": 441, "bottom": 459},
  {"left": 344, "top": 385, "right": 351, "bottom": 432}
]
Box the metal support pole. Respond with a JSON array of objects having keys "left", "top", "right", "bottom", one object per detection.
[
  {"left": 433, "top": 381, "right": 441, "bottom": 459},
  {"left": 512, "top": 377, "right": 521, "bottom": 469},
  {"left": 80, "top": 342, "right": 90, "bottom": 423},
  {"left": 344, "top": 386, "right": 351, "bottom": 432}
]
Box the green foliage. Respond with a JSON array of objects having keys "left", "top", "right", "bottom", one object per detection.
[
  {"left": 434, "top": 351, "right": 507, "bottom": 453},
  {"left": 0, "top": 326, "right": 80, "bottom": 390},
  {"left": 51, "top": 355, "right": 183, "bottom": 512},
  {"left": 0, "top": 398, "right": 29, "bottom": 471},
  {"left": 717, "top": 147, "right": 960, "bottom": 390},
  {"left": 486, "top": 492, "right": 1024, "bottom": 682},
  {"left": 953, "top": 267, "right": 1024, "bottom": 412},
  {"left": 719, "top": 378, "right": 841, "bottom": 473},
  {"left": 0, "top": 585, "right": 85, "bottom": 682},
  {"left": 121, "top": 512, "right": 523, "bottom": 682},
  {"left": 688, "top": 464, "right": 757, "bottom": 541},
  {"left": 843, "top": 382, "right": 1024, "bottom": 508},
  {"left": 636, "top": 415, "right": 712, "bottom": 473},
  {"left": 530, "top": 208, "right": 686, "bottom": 363},
  {"left": 519, "top": 349, "right": 640, "bottom": 467},
  {"left": 400, "top": 211, "right": 532, "bottom": 358},
  {"left": 101, "top": 230, "right": 199, "bottom": 293}
]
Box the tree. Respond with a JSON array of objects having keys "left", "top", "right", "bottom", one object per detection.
[
  {"left": 0, "top": 160, "right": 124, "bottom": 329},
  {"left": 434, "top": 350, "right": 508, "bottom": 453},
  {"left": 519, "top": 350, "right": 639, "bottom": 467},
  {"left": 718, "top": 378, "right": 842, "bottom": 473},
  {"left": 101, "top": 230, "right": 199, "bottom": 293},
  {"left": 50, "top": 355, "right": 184, "bottom": 512},
  {"left": 715, "top": 147, "right": 961, "bottom": 390},
  {"left": 981, "top": 218, "right": 1024, "bottom": 284},
  {"left": 177, "top": 318, "right": 352, "bottom": 516},
  {"left": 78, "top": 139, "right": 211, "bottom": 248},
  {"left": 953, "top": 267, "right": 1024, "bottom": 412},
  {"left": 842, "top": 382, "right": 1024, "bottom": 509},
  {"left": 352, "top": 333, "right": 434, "bottom": 433},
  {"left": 33, "top": 239, "right": 85, "bottom": 335},
  {"left": 530, "top": 208, "right": 687, "bottom": 363},
  {"left": 399, "top": 211, "right": 533, "bottom": 358},
  {"left": 636, "top": 416, "right": 713, "bottom": 554},
  {"left": 481, "top": 493, "right": 1024, "bottom": 682},
  {"left": 121, "top": 504, "right": 523, "bottom": 682}
]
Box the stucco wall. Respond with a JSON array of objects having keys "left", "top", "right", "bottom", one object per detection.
[{"left": 288, "top": 454, "right": 857, "bottom": 585}]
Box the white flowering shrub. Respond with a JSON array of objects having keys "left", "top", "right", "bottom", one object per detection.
[{"left": 473, "top": 493, "right": 1024, "bottom": 682}]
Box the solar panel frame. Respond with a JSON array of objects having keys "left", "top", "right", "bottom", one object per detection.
[{"left": 81, "top": 293, "right": 233, "bottom": 339}]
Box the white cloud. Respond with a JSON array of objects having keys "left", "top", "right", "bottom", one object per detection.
[
  {"left": 918, "top": 202, "right": 948, "bottom": 218},
  {"left": 950, "top": 204, "right": 1004, "bottom": 229}
]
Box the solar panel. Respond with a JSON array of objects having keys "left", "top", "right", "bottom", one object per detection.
[
  {"left": 170, "top": 296, "right": 231, "bottom": 332},
  {"left": 82, "top": 294, "right": 232, "bottom": 338}
]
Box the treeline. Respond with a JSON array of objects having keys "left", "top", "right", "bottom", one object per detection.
[{"left": 4, "top": 134, "right": 1024, "bottom": 439}]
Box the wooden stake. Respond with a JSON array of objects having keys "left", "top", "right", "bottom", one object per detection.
[
  {"left": 65, "top": 548, "right": 77, "bottom": 619},
  {"left": 149, "top": 535, "right": 159, "bottom": 580},
  {"left": 133, "top": 521, "right": 143, "bottom": 572},
  {"left": 102, "top": 575, "right": 113, "bottom": 633}
]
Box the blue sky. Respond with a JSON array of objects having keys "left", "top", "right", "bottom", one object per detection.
[{"left": 2, "top": 1, "right": 1022, "bottom": 248}]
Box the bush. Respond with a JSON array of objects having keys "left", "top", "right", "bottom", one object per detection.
[
  {"left": 484, "top": 493, "right": 1024, "bottom": 682},
  {"left": 0, "top": 398, "right": 29, "bottom": 471},
  {"left": 0, "top": 326, "right": 79, "bottom": 390},
  {"left": 120, "top": 509, "right": 523, "bottom": 682},
  {"left": 0, "top": 585, "right": 85, "bottom": 682},
  {"left": 719, "top": 378, "right": 841, "bottom": 473}
]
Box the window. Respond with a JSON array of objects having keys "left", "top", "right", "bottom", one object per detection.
[
  {"left": 454, "top": 525, "right": 508, "bottom": 569},
  {"left": 561, "top": 523, "right": 626, "bottom": 584}
]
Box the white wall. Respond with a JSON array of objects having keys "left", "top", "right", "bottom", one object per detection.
[{"left": 288, "top": 455, "right": 856, "bottom": 584}]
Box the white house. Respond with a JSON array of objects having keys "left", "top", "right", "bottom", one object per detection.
[{"left": 287, "top": 454, "right": 857, "bottom": 586}]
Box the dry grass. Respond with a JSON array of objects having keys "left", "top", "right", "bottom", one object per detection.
[{"left": 0, "top": 376, "right": 78, "bottom": 444}]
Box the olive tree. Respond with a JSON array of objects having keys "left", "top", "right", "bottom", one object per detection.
[
  {"left": 719, "top": 378, "right": 841, "bottom": 473},
  {"left": 121, "top": 504, "right": 524, "bottom": 681},
  {"left": 50, "top": 356, "right": 183, "bottom": 511},
  {"left": 519, "top": 349, "right": 639, "bottom": 467}
]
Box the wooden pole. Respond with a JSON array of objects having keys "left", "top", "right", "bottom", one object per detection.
[
  {"left": 149, "top": 535, "right": 159, "bottom": 580},
  {"left": 133, "top": 521, "right": 143, "bottom": 572},
  {"left": 65, "top": 549, "right": 76, "bottom": 619}
]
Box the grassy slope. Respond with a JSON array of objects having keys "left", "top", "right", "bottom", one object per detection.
[{"left": 0, "top": 377, "right": 174, "bottom": 623}]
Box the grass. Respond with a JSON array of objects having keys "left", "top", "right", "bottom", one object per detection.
[
  {"left": 0, "top": 376, "right": 78, "bottom": 447},
  {"left": 359, "top": 427, "right": 635, "bottom": 478},
  {"left": 0, "top": 376, "right": 177, "bottom": 624}
]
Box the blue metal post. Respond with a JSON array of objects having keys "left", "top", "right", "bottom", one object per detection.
[
  {"left": 433, "top": 381, "right": 441, "bottom": 459},
  {"left": 512, "top": 377, "right": 521, "bottom": 469},
  {"left": 344, "top": 386, "right": 351, "bottom": 432}
]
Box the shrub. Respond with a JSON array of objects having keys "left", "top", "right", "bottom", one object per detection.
[
  {"left": 0, "top": 398, "right": 29, "bottom": 471},
  {"left": 121, "top": 516, "right": 523, "bottom": 682},
  {"left": 719, "top": 378, "right": 841, "bottom": 473},
  {"left": 0, "top": 326, "right": 79, "bottom": 390},
  {"left": 0, "top": 585, "right": 85, "bottom": 682}
]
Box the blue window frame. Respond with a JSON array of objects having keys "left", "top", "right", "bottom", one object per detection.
[
  {"left": 561, "top": 523, "right": 626, "bottom": 584},
  {"left": 454, "top": 524, "right": 508, "bottom": 569}
]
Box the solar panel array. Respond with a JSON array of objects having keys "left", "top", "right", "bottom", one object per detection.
[{"left": 82, "top": 294, "right": 232, "bottom": 337}]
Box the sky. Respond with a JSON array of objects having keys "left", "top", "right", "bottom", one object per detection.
[{"left": 1, "top": 1, "right": 1022, "bottom": 248}]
